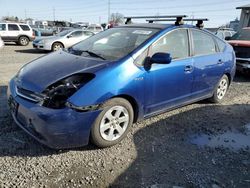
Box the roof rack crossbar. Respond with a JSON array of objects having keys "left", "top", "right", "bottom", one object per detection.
[
  {"left": 124, "top": 15, "right": 187, "bottom": 24},
  {"left": 146, "top": 18, "right": 209, "bottom": 28}
]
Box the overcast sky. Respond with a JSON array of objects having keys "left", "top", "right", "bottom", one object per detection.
[{"left": 0, "top": 0, "right": 248, "bottom": 27}]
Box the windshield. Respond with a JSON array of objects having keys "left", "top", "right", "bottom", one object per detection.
[
  {"left": 68, "top": 27, "right": 159, "bottom": 61},
  {"left": 56, "top": 30, "right": 72, "bottom": 37},
  {"left": 230, "top": 29, "right": 250, "bottom": 41}
]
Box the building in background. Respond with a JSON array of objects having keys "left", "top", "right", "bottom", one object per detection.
[{"left": 237, "top": 4, "right": 250, "bottom": 30}]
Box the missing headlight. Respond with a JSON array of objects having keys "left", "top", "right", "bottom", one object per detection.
[{"left": 42, "top": 73, "right": 95, "bottom": 109}]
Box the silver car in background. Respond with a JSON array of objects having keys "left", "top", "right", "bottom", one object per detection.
[{"left": 33, "top": 29, "right": 94, "bottom": 51}]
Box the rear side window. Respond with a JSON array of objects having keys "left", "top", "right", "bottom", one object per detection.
[
  {"left": 192, "top": 30, "right": 216, "bottom": 56},
  {"left": 0, "top": 24, "right": 6, "bottom": 31},
  {"left": 150, "top": 29, "right": 189, "bottom": 60},
  {"left": 20, "top": 25, "right": 30, "bottom": 31},
  {"left": 83, "top": 31, "right": 94, "bottom": 36},
  {"left": 216, "top": 38, "right": 226, "bottom": 52},
  {"left": 71, "top": 31, "right": 83, "bottom": 37},
  {"left": 8, "top": 24, "right": 19, "bottom": 31}
]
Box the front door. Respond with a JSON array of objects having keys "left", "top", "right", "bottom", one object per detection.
[{"left": 144, "top": 29, "right": 194, "bottom": 116}]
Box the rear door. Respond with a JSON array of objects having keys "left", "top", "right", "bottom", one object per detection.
[
  {"left": 190, "top": 29, "right": 225, "bottom": 98},
  {"left": 7, "top": 24, "right": 20, "bottom": 41},
  {"left": 144, "top": 28, "right": 194, "bottom": 115}
]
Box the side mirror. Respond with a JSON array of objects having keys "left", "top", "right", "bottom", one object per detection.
[
  {"left": 225, "top": 36, "right": 231, "bottom": 40},
  {"left": 150, "top": 52, "right": 172, "bottom": 64},
  {"left": 67, "top": 35, "right": 73, "bottom": 38}
]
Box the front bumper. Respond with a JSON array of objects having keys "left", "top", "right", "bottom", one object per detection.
[
  {"left": 8, "top": 79, "right": 101, "bottom": 149},
  {"left": 32, "top": 41, "right": 51, "bottom": 51}
]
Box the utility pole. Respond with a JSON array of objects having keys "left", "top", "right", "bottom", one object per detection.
[
  {"left": 108, "top": 0, "right": 110, "bottom": 23},
  {"left": 25, "top": 9, "right": 27, "bottom": 20},
  {"left": 53, "top": 7, "right": 55, "bottom": 21}
]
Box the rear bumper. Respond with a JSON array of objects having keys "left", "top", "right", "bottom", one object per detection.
[{"left": 8, "top": 79, "right": 101, "bottom": 149}]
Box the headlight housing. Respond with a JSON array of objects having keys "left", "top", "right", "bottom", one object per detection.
[
  {"left": 38, "top": 40, "right": 45, "bottom": 44},
  {"left": 41, "top": 73, "right": 95, "bottom": 109}
]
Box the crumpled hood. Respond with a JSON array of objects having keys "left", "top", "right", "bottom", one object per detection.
[{"left": 16, "top": 50, "right": 108, "bottom": 92}]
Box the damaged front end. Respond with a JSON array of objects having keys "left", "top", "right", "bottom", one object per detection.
[{"left": 16, "top": 73, "right": 98, "bottom": 111}]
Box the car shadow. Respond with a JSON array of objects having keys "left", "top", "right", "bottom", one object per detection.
[
  {"left": 233, "top": 73, "right": 250, "bottom": 83},
  {"left": 111, "top": 103, "right": 250, "bottom": 187},
  {"left": 15, "top": 49, "right": 48, "bottom": 54}
]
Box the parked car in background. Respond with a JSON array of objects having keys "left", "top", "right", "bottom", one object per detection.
[
  {"left": 86, "top": 24, "right": 103, "bottom": 34},
  {"left": 0, "top": 36, "right": 4, "bottom": 49},
  {"left": 215, "top": 28, "right": 236, "bottom": 40},
  {"left": 227, "top": 27, "right": 250, "bottom": 74},
  {"left": 8, "top": 23, "right": 236, "bottom": 149},
  {"left": 0, "top": 23, "right": 35, "bottom": 45},
  {"left": 30, "top": 25, "right": 55, "bottom": 36},
  {"left": 33, "top": 29, "right": 94, "bottom": 51}
]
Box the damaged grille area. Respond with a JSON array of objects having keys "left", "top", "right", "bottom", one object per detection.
[{"left": 42, "top": 73, "right": 95, "bottom": 109}]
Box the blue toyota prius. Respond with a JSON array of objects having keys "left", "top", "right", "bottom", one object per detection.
[{"left": 8, "top": 20, "right": 236, "bottom": 149}]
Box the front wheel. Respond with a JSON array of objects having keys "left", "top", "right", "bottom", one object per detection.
[
  {"left": 52, "top": 42, "right": 63, "bottom": 51},
  {"left": 91, "top": 98, "right": 134, "bottom": 148},
  {"left": 209, "top": 75, "right": 229, "bottom": 103}
]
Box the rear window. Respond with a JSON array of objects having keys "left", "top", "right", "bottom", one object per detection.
[
  {"left": 231, "top": 29, "right": 250, "bottom": 41},
  {"left": 20, "top": 25, "right": 30, "bottom": 31}
]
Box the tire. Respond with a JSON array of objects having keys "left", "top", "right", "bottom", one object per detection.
[
  {"left": 209, "top": 75, "right": 229, "bottom": 103},
  {"left": 18, "top": 36, "right": 29, "bottom": 46},
  {"left": 52, "top": 42, "right": 64, "bottom": 51},
  {"left": 91, "top": 98, "right": 134, "bottom": 148}
]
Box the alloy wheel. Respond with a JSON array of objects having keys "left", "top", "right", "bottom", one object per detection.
[{"left": 100, "top": 106, "right": 129, "bottom": 141}]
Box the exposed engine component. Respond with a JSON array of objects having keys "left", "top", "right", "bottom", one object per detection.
[{"left": 42, "top": 73, "right": 95, "bottom": 109}]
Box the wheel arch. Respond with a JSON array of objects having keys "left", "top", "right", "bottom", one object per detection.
[
  {"left": 111, "top": 94, "right": 139, "bottom": 123},
  {"left": 51, "top": 41, "right": 64, "bottom": 50}
]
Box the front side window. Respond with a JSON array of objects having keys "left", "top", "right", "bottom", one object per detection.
[
  {"left": 8, "top": 24, "right": 19, "bottom": 31},
  {"left": 192, "top": 30, "right": 216, "bottom": 56},
  {"left": 150, "top": 29, "right": 189, "bottom": 60},
  {"left": 70, "top": 31, "right": 83, "bottom": 37},
  {"left": 69, "top": 27, "right": 159, "bottom": 61},
  {"left": 0, "top": 24, "right": 6, "bottom": 31}
]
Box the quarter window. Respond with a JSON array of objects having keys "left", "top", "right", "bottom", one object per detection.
[
  {"left": 8, "top": 24, "right": 19, "bottom": 31},
  {"left": 0, "top": 24, "right": 6, "bottom": 31},
  {"left": 216, "top": 38, "right": 226, "bottom": 52},
  {"left": 192, "top": 30, "right": 216, "bottom": 56},
  {"left": 150, "top": 29, "right": 189, "bottom": 60},
  {"left": 19, "top": 25, "right": 30, "bottom": 31}
]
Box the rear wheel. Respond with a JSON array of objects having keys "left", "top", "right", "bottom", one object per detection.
[
  {"left": 209, "top": 75, "right": 229, "bottom": 103},
  {"left": 91, "top": 98, "right": 134, "bottom": 148},
  {"left": 52, "top": 42, "right": 63, "bottom": 51},
  {"left": 18, "top": 36, "right": 29, "bottom": 46}
]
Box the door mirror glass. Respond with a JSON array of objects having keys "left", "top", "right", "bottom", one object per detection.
[{"left": 150, "top": 52, "right": 172, "bottom": 64}]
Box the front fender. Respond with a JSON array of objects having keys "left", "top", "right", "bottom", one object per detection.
[{"left": 68, "top": 58, "right": 145, "bottom": 111}]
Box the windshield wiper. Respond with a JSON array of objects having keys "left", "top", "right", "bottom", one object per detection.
[{"left": 81, "top": 50, "right": 106, "bottom": 60}]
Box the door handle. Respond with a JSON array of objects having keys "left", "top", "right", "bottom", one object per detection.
[
  {"left": 217, "top": 59, "right": 223, "bottom": 64},
  {"left": 184, "top": 65, "right": 193, "bottom": 73}
]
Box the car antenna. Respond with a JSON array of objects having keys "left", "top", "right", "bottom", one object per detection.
[
  {"left": 124, "top": 15, "right": 187, "bottom": 25},
  {"left": 146, "top": 18, "right": 209, "bottom": 28}
]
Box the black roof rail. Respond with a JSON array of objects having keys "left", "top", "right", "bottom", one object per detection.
[
  {"left": 146, "top": 18, "right": 209, "bottom": 28},
  {"left": 124, "top": 15, "right": 187, "bottom": 25}
]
